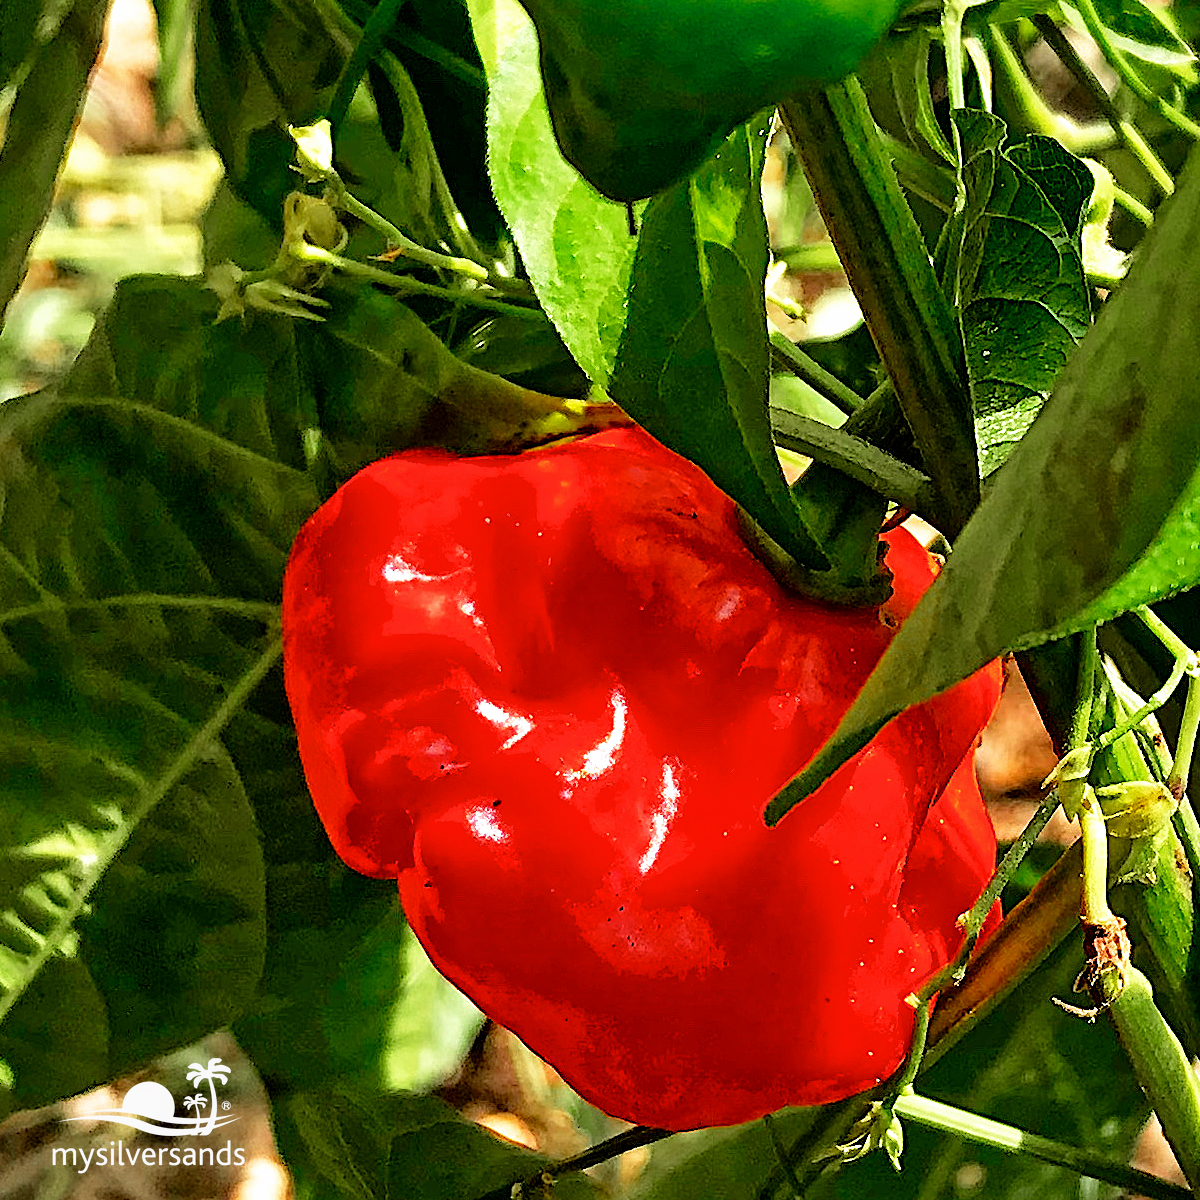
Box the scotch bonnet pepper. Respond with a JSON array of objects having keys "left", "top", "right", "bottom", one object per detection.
[{"left": 282, "top": 426, "right": 1002, "bottom": 1130}]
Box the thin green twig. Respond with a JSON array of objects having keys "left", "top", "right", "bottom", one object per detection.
[
  {"left": 894, "top": 1093, "right": 1192, "bottom": 1200},
  {"left": 332, "top": 186, "right": 489, "bottom": 280},
  {"left": 769, "top": 331, "right": 865, "bottom": 414},
  {"left": 1113, "top": 186, "right": 1154, "bottom": 226},
  {"left": 290, "top": 243, "right": 544, "bottom": 318}
]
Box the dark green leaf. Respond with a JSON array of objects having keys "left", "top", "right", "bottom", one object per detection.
[
  {"left": 21, "top": 276, "right": 540, "bottom": 1114},
  {"left": 453, "top": 311, "right": 590, "bottom": 397},
  {"left": 0, "top": 272, "right": 363, "bottom": 1108},
  {"left": 767, "top": 147, "right": 1200, "bottom": 824},
  {"left": 64, "top": 275, "right": 568, "bottom": 484},
  {"left": 482, "top": 14, "right": 638, "bottom": 387},
  {"left": 239, "top": 895, "right": 481, "bottom": 1094},
  {"left": 610, "top": 119, "right": 825, "bottom": 567},
  {"left": 274, "top": 1085, "right": 601, "bottom": 1200},
  {"left": 0, "top": 386, "right": 294, "bottom": 1106},
  {"left": 0, "top": 0, "right": 108, "bottom": 325},
  {"left": 77, "top": 743, "right": 266, "bottom": 1072},
  {"left": 627, "top": 1110, "right": 821, "bottom": 1200},
  {"left": 194, "top": 0, "right": 342, "bottom": 227},
  {"left": 0, "top": 957, "right": 109, "bottom": 1120},
  {"left": 954, "top": 110, "right": 1093, "bottom": 476}
]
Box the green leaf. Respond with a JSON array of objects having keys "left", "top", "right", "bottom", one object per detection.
[
  {"left": 463, "top": 0, "right": 528, "bottom": 77},
  {"left": 0, "top": 0, "right": 108, "bottom": 325},
  {"left": 275, "top": 1085, "right": 602, "bottom": 1200},
  {"left": 58, "top": 277, "right": 510, "bottom": 1109},
  {"left": 766, "top": 147, "right": 1200, "bottom": 825},
  {"left": 0, "top": 957, "right": 108, "bottom": 1120},
  {"left": 480, "top": 10, "right": 638, "bottom": 387},
  {"left": 241, "top": 897, "right": 482, "bottom": 1094},
  {"left": 627, "top": 1110, "right": 821, "bottom": 1200},
  {"left": 609, "top": 118, "right": 825, "bottom": 568},
  {"left": 64, "top": 275, "right": 570, "bottom": 484},
  {"left": 888, "top": 30, "right": 956, "bottom": 165},
  {"left": 364, "top": 919, "right": 483, "bottom": 1093},
  {"left": 954, "top": 110, "right": 1093, "bottom": 476},
  {"left": 0, "top": 386, "right": 293, "bottom": 1106},
  {"left": 75, "top": 742, "right": 266, "bottom": 1071},
  {"left": 0, "top": 270, "right": 383, "bottom": 1109}
]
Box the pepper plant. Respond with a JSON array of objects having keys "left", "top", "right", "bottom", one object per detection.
[{"left": 3, "top": 0, "right": 1200, "bottom": 1198}]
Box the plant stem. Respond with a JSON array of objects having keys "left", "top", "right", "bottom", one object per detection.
[
  {"left": 1114, "top": 186, "right": 1155, "bottom": 226},
  {"left": 769, "top": 408, "right": 936, "bottom": 514},
  {"left": 312, "top": 0, "right": 488, "bottom": 265},
  {"left": 1071, "top": 628, "right": 1099, "bottom": 749},
  {"left": 774, "top": 242, "right": 845, "bottom": 273},
  {"left": 1133, "top": 606, "right": 1200, "bottom": 798},
  {"left": 941, "top": 0, "right": 969, "bottom": 111},
  {"left": 927, "top": 841, "right": 1084, "bottom": 1060},
  {"left": 769, "top": 331, "right": 865, "bottom": 414},
  {"left": 1079, "top": 802, "right": 1116, "bottom": 924},
  {"left": 893, "top": 1000, "right": 932, "bottom": 1094},
  {"left": 331, "top": 185, "right": 490, "bottom": 280},
  {"left": 893, "top": 1092, "right": 1192, "bottom": 1199},
  {"left": 1107, "top": 968, "right": 1200, "bottom": 1193},
  {"left": 1170, "top": 671, "right": 1200, "bottom": 799},
  {"left": 1096, "top": 652, "right": 1189, "bottom": 753},
  {"left": 1137, "top": 605, "right": 1197, "bottom": 662},
  {"left": 290, "top": 243, "right": 543, "bottom": 317},
  {"left": 779, "top": 81, "right": 978, "bottom": 537},
  {"left": 989, "top": 26, "right": 1070, "bottom": 142},
  {"left": 475, "top": 1125, "right": 672, "bottom": 1200}
]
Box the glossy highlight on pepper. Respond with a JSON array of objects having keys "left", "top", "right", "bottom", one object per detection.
[{"left": 282, "top": 426, "right": 1002, "bottom": 1130}]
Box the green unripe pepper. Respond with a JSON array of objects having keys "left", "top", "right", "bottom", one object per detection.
[{"left": 516, "top": 0, "right": 905, "bottom": 200}]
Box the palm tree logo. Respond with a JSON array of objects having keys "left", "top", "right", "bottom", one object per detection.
[{"left": 185, "top": 1057, "right": 230, "bottom": 1136}]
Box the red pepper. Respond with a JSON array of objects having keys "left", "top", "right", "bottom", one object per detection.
[{"left": 282, "top": 426, "right": 1002, "bottom": 1130}]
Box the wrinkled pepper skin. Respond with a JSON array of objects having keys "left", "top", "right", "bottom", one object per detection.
[
  {"left": 282, "top": 426, "right": 1002, "bottom": 1130},
  {"left": 517, "top": 0, "right": 905, "bottom": 200}
]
